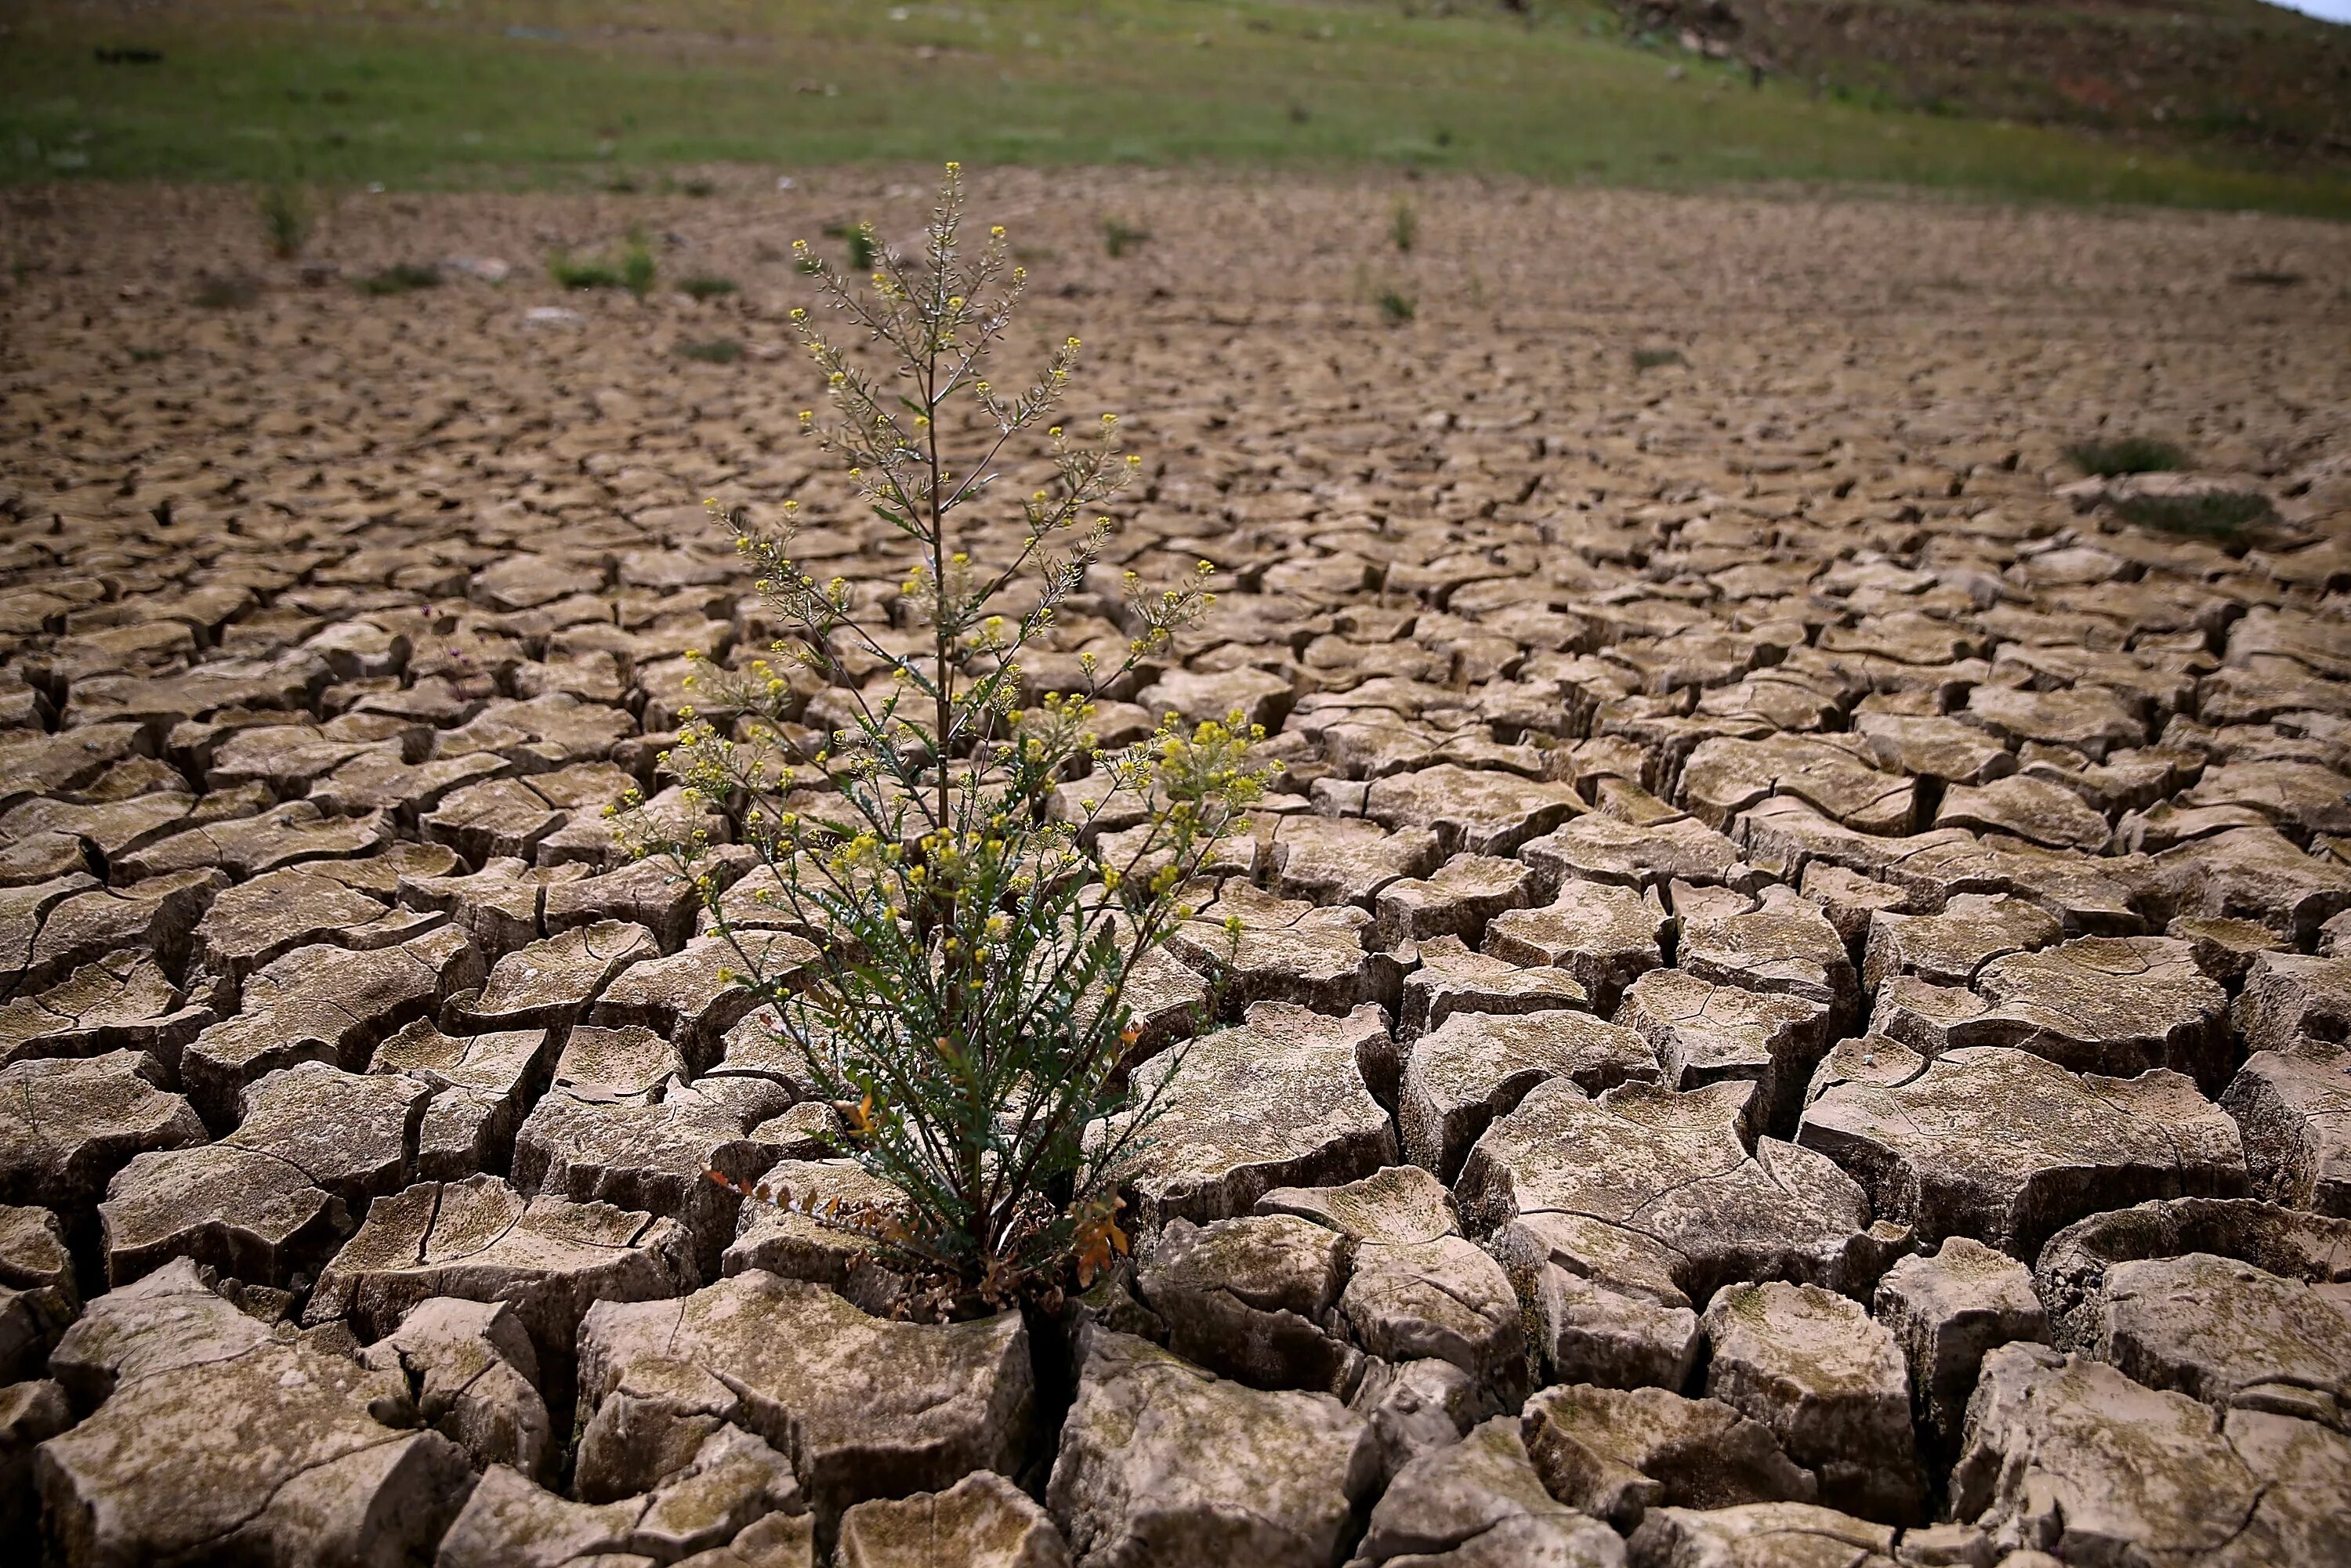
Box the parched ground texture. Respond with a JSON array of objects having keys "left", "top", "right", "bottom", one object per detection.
[{"left": 3, "top": 169, "right": 2351, "bottom": 1567}]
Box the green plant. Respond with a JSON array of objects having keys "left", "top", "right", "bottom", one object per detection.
[
  {"left": 129, "top": 346, "right": 166, "bottom": 363},
  {"left": 679, "top": 176, "right": 717, "bottom": 197},
  {"left": 2113, "top": 489, "right": 2274, "bottom": 541},
  {"left": 1632, "top": 346, "right": 1686, "bottom": 371},
  {"left": 549, "top": 252, "right": 623, "bottom": 289},
  {"left": 2066, "top": 436, "right": 2188, "bottom": 476},
  {"left": 621, "top": 226, "right": 657, "bottom": 299},
  {"left": 257, "top": 181, "right": 313, "bottom": 259},
  {"left": 679, "top": 274, "right": 739, "bottom": 301},
  {"left": 631, "top": 166, "right": 1262, "bottom": 1316},
  {"left": 357, "top": 261, "right": 441, "bottom": 295},
  {"left": 1103, "top": 219, "right": 1149, "bottom": 258},
  {"left": 1377, "top": 288, "right": 1415, "bottom": 322},
  {"left": 1389, "top": 197, "right": 1418, "bottom": 253},
  {"left": 825, "top": 222, "right": 879, "bottom": 272},
  {"left": 676, "top": 336, "right": 744, "bottom": 364}
]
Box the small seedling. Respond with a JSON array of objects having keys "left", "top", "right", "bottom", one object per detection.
[
  {"left": 258, "top": 183, "right": 313, "bottom": 259},
  {"left": 1377, "top": 288, "right": 1415, "bottom": 323},
  {"left": 676, "top": 336, "right": 744, "bottom": 364},
  {"left": 2114, "top": 491, "right": 2274, "bottom": 542},
  {"left": 1103, "top": 219, "right": 1150, "bottom": 258},
  {"left": 2066, "top": 436, "right": 2187, "bottom": 477},
  {"left": 549, "top": 253, "right": 624, "bottom": 290},
  {"left": 824, "top": 223, "right": 878, "bottom": 271},
  {"left": 357, "top": 262, "right": 441, "bottom": 296},
  {"left": 1632, "top": 347, "right": 1687, "bottom": 371},
  {"left": 1390, "top": 197, "right": 1418, "bottom": 253},
  {"left": 129, "top": 347, "right": 167, "bottom": 363},
  {"left": 679, "top": 274, "right": 738, "bottom": 301},
  {"left": 621, "top": 234, "right": 657, "bottom": 299}
]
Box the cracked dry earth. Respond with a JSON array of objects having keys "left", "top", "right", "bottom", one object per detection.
[{"left": 3, "top": 168, "right": 2351, "bottom": 1568}]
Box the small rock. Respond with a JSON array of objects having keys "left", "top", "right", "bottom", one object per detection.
[
  {"left": 1136, "top": 1214, "right": 1360, "bottom": 1396},
  {"left": 1625, "top": 1502, "right": 1900, "bottom": 1568},
  {"left": 1799, "top": 1046, "right": 2247, "bottom": 1259},
  {"left": 0, "top": 1049, "right": 206, "bottom": 1221},
  {"left": 1353, "top": 1414, "right": 1621, "bottom": 1568},
  {"left": 1401, "top": 1009, "right": 1656, "bottom": 1181},
  {"left": 1951, "top": 1345, "right": 2351, "bottom": 1566},
  {"left": 304, "top": 1175, "right": 697, "bottom": 1386},
  {"left": 579, "top": 1270, "right": 1031, "bottom": 1524},
  {"left": 1347, "top": 1356, "right": 1477, "bottom": 1488},
  {"left": 1617, "top": 969, "right": 1832, "bottom": 1140},
  {"left": 359, "top": 1296, "right": 552, "bottom": 1478},
  {"left": 1520, "top": 1382, "right": 1816, "bottom": 1532},
  {"left": 2222, "top": 1041, "right": 2351, "bottom": 1217},
  {"left": 1700, "top": 1281, "right": 1925, "bottom": 1523},
  {"left": 1048, "top": 1327, "right": 1377, "bottom": 1568},
  {"left": 1113, "top": 1002, "right": 1396, "bottom": 1233},
  {"left": 1872, "top": 1238, "right": 2047, "bottom": 1459},
  {"left": 837, "top": 1470, "right": 1070, "bottom": 1568}
]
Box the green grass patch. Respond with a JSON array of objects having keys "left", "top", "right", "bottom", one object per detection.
[
  {"left": 549, "top": 254, "right": 622, "bottom": 290},
  {"left": 1102, "top": 219, "right": 1149, "bottom": 258},
  {"left": 676, "top": 336, "right": 744, "bottom": 364},
  {"left": 357, "top": 260, "right": 441, "bottom": 295},
  {"left": 1389, "top": 197, "right": 1418, "bottom": 254},
  {"left": 1377, "top": 288, "right": 1415, "bottom": 324},
  {"left": 823, "top": 223, "right": 878, "bottom": 272},
  {"left": 551, "top": 230, "right": 655, "bottom": 296},
  {"left": 678, "top": 273, "right": 737, "bottom": 301},
  {"left": 1632, "top": 347, "right": 1688, "bottom": 371},
  {"left": 2113, "top": 490, "right": 2276, "bottom": 542},
  {"left": 0, "top": 0, "right": 2345, "bottom": 217},
  {"left": 257, "top": 181, "right": 313, "bottom": 258},
  {"left": 2066, "top": 436, "right": 2190, "bottom": 476}
]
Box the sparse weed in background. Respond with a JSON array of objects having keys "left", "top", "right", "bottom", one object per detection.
[
  {"left": 1378, "top": 288, "right": 1415, "bottom": 322},
  {"left": 129, "top": 347, "right": 167, "bottom": 363},
  {"left": 625, "top": 165, "right": 1263, "bottom": 1318},
  {"left": 549, "top": 230, "right": 657, "bottom": 296},
  {"left": 824, "top": 222, "right": 878, "bottom": 272},
  {"left": 257, "top": 182, "right": 313, "bottom": 259},
  {"left": 357, "top": 261, "right": 441, "bottom": 296},
  {"left": 193, "top": 273, "right": 261, "bottom": 309},
  {"left": 1632, "top": 346, "right": 1687, "bottom": 371},
  {"left": 1390, "top": 197, "right": 1418, "bottom": 253},
  {"left": 1103, "top": 218, "right": 1150, "bottom": 258},
  {"left": 676, "top": 336, "right": 744, "bottom": 364},
  {"left": 2067, "top": 436, "right": 2188, "bottom": 476},
  {"left": 549, "top": 252, "right": 623, "bottom": 290},
  {"left": 621, "top": 226, "right": 657, "bottom": 299},
  {"left": 679, "top": 274, "right": 739, "bottom": 301},
  {"left": 2114, "top": 489, "right": 2274, "bottom": 542},
  {"left": 679, "top": 176, "right": 717, "bottom": 197}
]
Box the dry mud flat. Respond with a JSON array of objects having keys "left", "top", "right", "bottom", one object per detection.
[{"left": 3, "top": 170, "right": 2351, "bottom": 1566}]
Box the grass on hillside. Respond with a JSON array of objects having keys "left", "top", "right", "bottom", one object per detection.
[
  {"left": 1, "top": 0, "right": 2346, "bottom": 218},
  {"left": 2067, "top": 436, "right": 2190, "bottom": 476},
  {"left": 2114, "top": 490, "right": 2277, "bottom": 542}
]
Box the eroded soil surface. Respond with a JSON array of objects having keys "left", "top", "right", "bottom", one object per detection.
[{"left": 3, "top": 170, "right": 2350, "bottom": 1567}]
